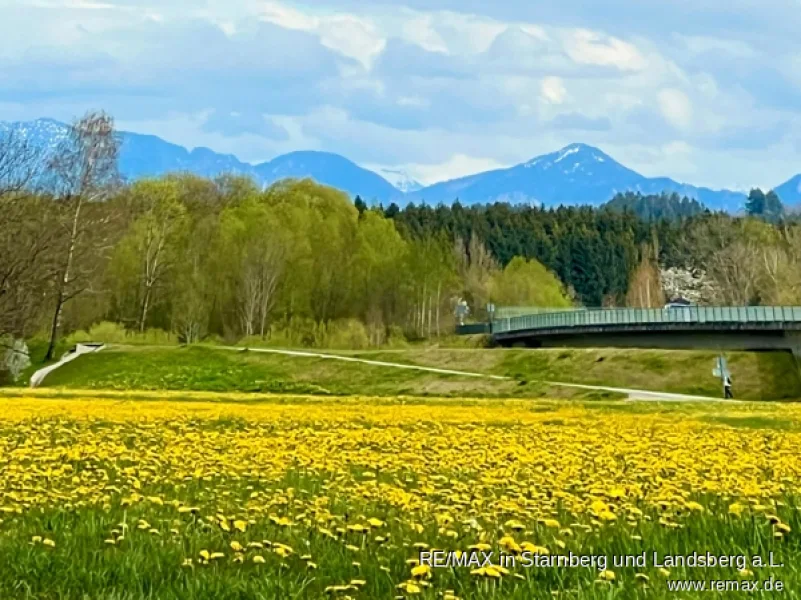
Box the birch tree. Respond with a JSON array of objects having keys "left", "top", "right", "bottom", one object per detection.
[
  {"left": 625, "top": 241, "right": 664, "bottom": 308},
  {"left": 352, "top": 211, "right": 408, "bottom": 343},
  {"left": 454, "top": 233, "right": 499, "bottom": 318},
  {"left": 219, "top": 197, "right": 287, "bottom": 338},
  {"left": 45, "top": 112, "right": 119, "bottom": 360},
  {"left": 109, "top": 179, "right": 188, "bottom": 332}
]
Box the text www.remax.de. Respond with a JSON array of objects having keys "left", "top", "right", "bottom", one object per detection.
[{"left": 666, "top": 578, "right": 785, "bottom": 593}]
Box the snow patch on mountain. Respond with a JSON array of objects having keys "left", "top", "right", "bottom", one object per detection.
[
  {"left": 377, "top": 168, "right": 423, "bottom": 193},
  {"left": 554, "top": 145, "right": 580, "bottom": 163}
]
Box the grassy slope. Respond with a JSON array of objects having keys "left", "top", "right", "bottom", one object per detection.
[
  {"left": 352, "top": 347, "right": 801, "bottom": 400},
  {"left": 40, "top": 346, "right": 546, "bottom": 399},
  {"left": 35, "top": 344, "right": 801, "bottom": 401}
]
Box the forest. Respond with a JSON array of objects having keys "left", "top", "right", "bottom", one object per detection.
[{"left": 3, "top": 112, "right": 801, "bottom": 375}]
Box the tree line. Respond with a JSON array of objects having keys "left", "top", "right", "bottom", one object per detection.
[
  {"left": 3, "top": 112, "right": 801, "bottom": 378},
  {"left": 384, "top": 189, "right": 799, "bottom": 309},
  {"left": 0, "top": 113, "right": 572, "bottom": 370}
]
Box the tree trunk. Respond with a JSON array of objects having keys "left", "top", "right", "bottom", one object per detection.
[
  {"left": 420, "top": 283, "right": 427, "bottom": 338},
  {"left": 436, "top": 283, "right": 441, "bottom": 337},
  {"left": 44, "top": 287, "right": 65, "bottom": 362},
  {"left": 45, "top": 196, "right": 82, "bottom": 361},
  {"left": 427, "top": 294, "right": 432, "bottom": 338},
  {"left": 139, "top": 283, "right": 152, "bottom": 333}
]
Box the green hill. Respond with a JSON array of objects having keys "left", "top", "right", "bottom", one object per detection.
[{"left": 31, "top": 345, "right": 801, "bottom": 401}]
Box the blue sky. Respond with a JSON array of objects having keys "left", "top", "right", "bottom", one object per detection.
[{"left": 1, "top": 0, "right": 800, "bottom": 189}]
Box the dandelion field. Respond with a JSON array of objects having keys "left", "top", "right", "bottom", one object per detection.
[{"left": 1, "top": 394, "right": 800, "bottom": 599}]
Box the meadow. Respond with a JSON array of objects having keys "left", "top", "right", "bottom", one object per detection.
[
  {"left": 32, "top": 343, "right": 801, "bottom": 400},
  {"left": 0, "top": 392, "right": 800, "bottom": 599}
]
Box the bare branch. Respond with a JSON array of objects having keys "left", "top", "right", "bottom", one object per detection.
[{"left": 0, "top": 127, "right": 42, "bottom": 198}]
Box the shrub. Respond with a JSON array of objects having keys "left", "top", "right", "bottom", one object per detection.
[
  {"left": 66, "top": 323, "right": 177, "bottom": 346},
  {"left": 65, "top": 330, "right": 92, "bottom": 346},
  {"left": 136, "top": 328, "right": 177, "bottom": 346},
  {"left": 384, "top": 326, "right": 409, "bottom": 348},
  {"left": 86, "top": 322, "right": 128, "bottom": 344},
  {"left": 325, "top": 319, "right": 370, "bottom": 350}
]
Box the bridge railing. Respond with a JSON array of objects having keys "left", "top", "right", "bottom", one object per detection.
[
  {"left": 492, "top": 306, "right": 801, "bottom": 334},
  {"left": 494, "top": 306, "right": 587, "bottom": 319}
]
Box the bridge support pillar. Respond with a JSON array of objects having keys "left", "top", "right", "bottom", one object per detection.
[{"left": 786, "top": 332, "right": 801, "bottom": 362}]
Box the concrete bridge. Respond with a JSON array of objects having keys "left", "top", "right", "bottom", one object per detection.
[{"left": 462, "top": 306, "right": 801, "bottom": 355}]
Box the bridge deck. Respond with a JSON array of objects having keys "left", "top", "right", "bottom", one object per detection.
[{"left": 493, "top": 306, "right": 801, "bottom": 335}]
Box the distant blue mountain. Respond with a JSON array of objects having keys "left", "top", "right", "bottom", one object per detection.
[
  {"left": 254, "top": 151, "right": 399, "bottom": 203},
  {"left": 0, "top": 119, "right": 400, "bottom": 200},
  {"left": 775, "top": 174, "right": 801, "bottom": 205},
  {"left": 4, "top": 118, "right": 792, "bottom": 212},
  {"left": 119, "top": 138, "right": 401, "bottom": 201},
  {"left": 119, "top": 133, "right": 254, "bottom": 180},
  {"left": 406, "top": 144, "right": 747, "bottom": 212}
]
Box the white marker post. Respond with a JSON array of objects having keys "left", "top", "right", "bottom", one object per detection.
[{"left": 712, "top": 355, "right": 732, "bottom": 399}]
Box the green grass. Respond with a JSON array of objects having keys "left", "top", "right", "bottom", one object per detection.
[
  {"left": 38, "top": 346, "right": 535, "bottom": 399},
  {"left": 18, "top": 344, "right": 801, "bottom": 401},
  {"left": 494, "top": 348, "right": 801, "bottom": 400},
  {"left": 3, "top": 492, "right": 797, "bottom": 599},
  {"left": 350, "top": 347, "right": 801, "bottom": 401}
]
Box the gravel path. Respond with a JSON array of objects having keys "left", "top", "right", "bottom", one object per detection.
[{"left": 234, "top": 346, "right": 724, "bottom": 402}]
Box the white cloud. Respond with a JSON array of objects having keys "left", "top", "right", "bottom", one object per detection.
[
  {"left": 565, "top": 29, "right": 647, "bottom": 71},
  {"left": 400, "top": 14, "right": 449, "bottom": 53},
  {"left": 399, "top": 154, "right": 507, "bottom": 185},
  {"left": 256, "top": 1, "right": 384, "bottom": 68},
  {"left": 318, "top": 16, "right": 386, "bottom": 67},
  {"left": 257, "top": 1, "right": 318, "bottom": 30},
  {"left": 541, "top": 76, "right": 567, "bottom": 104},
  {"left": 4, "top": 0, "right": 801, "bottom": 190},
  {"left": 676, "top": 34, "right": 756, "bottom": 59},
  {"left": 657, "top": 88, "right": 693, "bottom": 130},
  {"left": 426, "top": 11, "right": 507, "bottom": 55}
]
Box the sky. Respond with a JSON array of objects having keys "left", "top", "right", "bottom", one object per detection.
[{"left": 1, "top": 0, "right": 800, "bottom": 189}]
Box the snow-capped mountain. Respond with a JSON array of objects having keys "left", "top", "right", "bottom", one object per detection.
[
  {"left": 0, "top": 118, "right": 69, "bottom": 154},
  {"left": 376, "top": 168, "right": 423, "bottom": 193},
  {"left": 406, "top": 144, "right": 747, "bottom": 211},
  {"left": 5, "top": 118, "right": 796, "bottom": 212}
]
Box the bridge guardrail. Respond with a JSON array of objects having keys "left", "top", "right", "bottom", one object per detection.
[
  {"left": 492, "top": 306, "right": 801, "bottom": 334},
  {"left": 494, "top": 306, "right": 587, "bottom": 319}
]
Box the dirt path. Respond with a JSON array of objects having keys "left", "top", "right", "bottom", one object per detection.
[
  {"left": 29, "top": 343, "right": 105, "bottom": 388},
  {"left": 233, "top": 346, "right": 724, "bottom": 402},
  {"left": 542, "top": 381, "right": 731, "bottom": 402},
  {"left": 228, "top": 346, "right": 510, "bottom": 380}
]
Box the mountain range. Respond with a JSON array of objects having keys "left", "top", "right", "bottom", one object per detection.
[{"left": 2, "top": 117, "right": 799, "bottom": 212}]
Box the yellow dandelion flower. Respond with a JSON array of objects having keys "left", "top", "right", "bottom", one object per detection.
[{"left": 410, "top": 564, "right": 431, "bottom": 579}]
